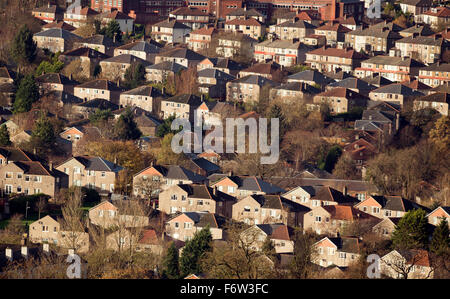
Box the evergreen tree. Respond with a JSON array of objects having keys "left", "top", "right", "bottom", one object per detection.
[
  {"left": 180, "top": 226, "right": 212, "bottom": 277},
  {"left": 430, "top": 218, "right": 450, "bottom": 256},
  {"left": 105, "top": 20, "right": 122, "bottom": 43},
  {"left": 31, "top": 114, "right": 56, "bottom": 152},
  {"left": 156, "top": 115, "right": 181, "bottom": 138},
  {"left": 13, "top": 74, "right": 39, "bottom": 114},
  {"left": 162, "top": 242, "right": 180, "bottom": 279},
  {"left": 319, "top": 145, "right": 342, "bottom": 173},
  {"left": 124, "top": 62, "right": 146, "bottom": 89},
  {"left": 0, "top": 124, "right": 11, "bottom": 146},
  {"left": 268, "top": 104, "right": 287, "bottom": 137},
  {"left": 35, "top": 53, "right": 64, "bottom": 76},
  {"left": 392, "top": 209, "right": 429, "bottom": 250},
  {"left": 10, "top": 25, "right": 37, "bottom": 67},
  {"left": 113, "top": 108, "right": 142, "bottom": 140},
  {"left": 261, "top": 236, "right": 276, "bottom": 259}
]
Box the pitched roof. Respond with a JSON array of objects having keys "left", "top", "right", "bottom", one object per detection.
[
  {"left": 272, "top": 82, "right": 321, "bottom": 94},
  {"left": 101, "top": 54, "right": 151, "bottom": 66},
  {"left": 115, "top": 40, "right": 162, "bottom": 53},
  {"left": 75, "top": 98, "right": 119, "bottom": 110},
  {"left": 322, "top": 205, "right": 374, "bottom": 221},
  {"left": 36, "top": 73, "right": 78, "bottom": 85},
  {"left": 42, "top": 21, "right": 76, "bottom": 31},
  {"left": 420, "top": 62, "right": 450, "bottom": 72},
  {"left": 370, "top": 83, "right": 424, "bottom": 96},
  {"left": 77, "top": 34, "right": 117, "bottom": 47},
  {"left": 276, "top": 20, "right": 317, "bottom": 29},
  {"left": 67, "top": 156, "right": 123, "bottom": 172},
  {"left": 414, "top": 92, "right": 449, "bottom": 104},
  {"left": 316, "top": 87, "right": 368, "bottom": 99},
  {"left": 166, "top": 165, "right": 206, "bottom": 182},
  {"left": 328, "top": 78, "right": 376, "bottom": 92},
  {"left": 103, "top": 10, "right": 133, "bottom": 20},
  {"left": 121, "top": 85, "right": 162, "bottom": 98},
  {"left": 170, "top": 7, "right": 210, "bottom": 16},
  {"left": 225, "top": 18, "right": 263, "bottom": 26},
  {"left": 371, "top": 195, "right": 429, "bottom": 212},
  {"left": 240, "top": 62, "right": 281, "bottom": 75},
  {"left": 328, "top": 237, "right": 360, "bottom": 253},
  {"left": 33, "top": 5, "right": 63, "bottom": 14},
  {"left": 66, "top": 6, "right": 99, "bottom": 16},
  {"left": 316, "top": 23, "right": 352, "bottom": 33},
  {"left": 183, "top": 211, "right": 226, "bottom": 228},
  {"left": 0, "top": 147, "right": 33, "bottom": 162},
  {"left": 421, "top": 6, "right": 450, "bottom": 17},
  {"left": 75, "top": 79, "right": 122, "bottom": 91},
  {"left": 347, "top": 21, "right": 404, "bottom": 38},
  {"left": 227, "top": 8, "right": 263, "bottom": 17},
  {"left": 34, "top": 28, "right": 82, "bottom": 41},
  {"left": 145, "top": 60, "right": 186, "bottom": 72},
  {"left": 307, "top": 47, "right": 367, "bottom": 59},
  {"left": 197, "top": 68, "right": 235, "bottom": 81},
  {"left": 164, "top": 94, "right": 202, "bottom": 106},
  {"left": 361, "top": 74, "right": 394, "bottom": 87},
  {"left": 61, "top": 47, "right": 109, "bottom": 59},
  {"left": 361, "top": 55, "right": 426, "bottom": 67},
  {"left": 190, "top": 26, "right": 216, "bottom": 36},
  {"left": 256, "top": 224, "right": 293, "bottom": 241},
  {"left": 177, "top": 184, "right": 234, "bottom": 202},
  {"left": 138, "top": 229, "right": 159, "bottom": 244},
  {"left": 287, "top": 70, "right": 334, "bottom": 85},
  {"left": 0, "top": 67, "right": 15, "bottom": 80},
  {"left": 230, "top": 75, "right": 276, "bottom": 86},
  {"left": 396, "top": 35, "right": 445, "bottom": 46},
  {"left": 153, "top": 19, "right": 191, "bottom": 29},
  {"left": 13, "top": 161, "right": 52, "bottom": 176},
  {"left": 157, "top": 47, "right": 205, "bottom": 61}
]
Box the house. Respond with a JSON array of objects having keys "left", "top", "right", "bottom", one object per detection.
[
  {"left": 165, "top": 211, "right": 226, "bottom": 241},
  {"left": 63, "top": 6, "right": 99, "bottom": 28},
  {"left": 59, "top": 126, "right": 85, "bottom": 146},
  {"left": 113, "top": 40, "right": 162, "bottom": 63},
  {"left": 399, "top": 0, "right": 433, "bottom": 16},
  {"left": 133, "top": 164, "right": 207, "bottom": 196},
  {"left": 368, "top": 83, "right": 424, "bottom": 107},
  {"left": 354, "top": 195, "right": 428, "bottom": 219},
  {"left": 195, "top": 101, "right": 242, "bottom": 127},
  {"left": 312, "top": 236, "right": 361, "bottom": 267},
  {"left": 10, "top": 130, "right": 33, "bottom": 146},
  {"left": 232, "top": 194, "right": 310, "bottom": 227},
  {"left": 197, "top": 68, "right": 235, "bottom": 99},
  {"left": 416, "top": 6, "right": 450, "bottom": 30},
  {"left": 302, "top": 34, "right": 327, "bottom": 47},
  {"left": 399, "top": 24, "right": 435, "bottom": 38},
  {"left": 326, "top": 77, "right": 376, "bottom": 96},
  {"left": 226, "top": 75, "right": 277, "bottom": 103},
  {"left": 303, "top": 205, "right": 377, "bottom": 235},
  {"left": 72, "top": 99, "right": 119, "bottom": 118},
  {"left": 42, "top": 21, "right": 77, "bottom": 32},
  {"left": 135, "top": 229, "right": 164, "bottom": 255},
  {"left": 151, "top": 19, "right": 192, "bottom": 44},
  {"left": 89, "top": 200, "right": 149, "bottom": 229},
  {"left": 186, "top": 25, "right": 216, "bottom": 52},
  {"left": 314, "top": 22, "right": 351, "bottom": 46},
  {"left": 99, "top": 54, "right": 151, "bottom": 80},
  {"left": 113, "top": 107, "right": 162, "bottom": 136},
  {"left": 74, "top": 35, "right": 118, "bottom": 56},
  {"left": 32, "top": 4, "right": 64, "bottom": 23},
  {"left": 100, "top": 10, "right": 134, "bottom": 34},
  {"left": 226, "top": 8, "right": 266, "bottom": 23},
  {"left": 427, "top": 206, "right": 450, "bottom": 227},
  {"left": 361, "top": 74, "right": 394, "bottom": 88},
  {"left": 160, "top": 94, "right": 202, "bottom": 123},
  {"left": 224, "top": 18, "right": 265, "bottom": 40},
  {"left": 0, "top": 147, "right": 35, "bottom": 166},
  {"left": 306, "top": 46, "right": 367, "bottom": 73},
  {"left": 74, "top": 79, "right": 123, "bottom": 104},
  {"left": 269, "top": 20, "right": 316, "bottom": 41},
  {"left": 355, "top": 56, "right": 426, "bottom": 83},
  {"left": 270, "top": 82, "right": 321, "bottom": 103},
  {"left": 254, "top": 39, "right": 307, "bottom": 67},
  {"left": 216, "top": 32, "right": 258, "bottom": 58},
  {"left": 55, "top": 156, "right": 123, "bottom": 194},
  {"left": 145, "top": 61, "right": 186, "bottom": 83},
  {"left": 33, "top": 29, "right": 82, "bottom": 53},
  {"left": 0, "top": 161, "right": 66, "bottom": 198},
  {"left": 210, "top": 175, "right": 285, "bottom": 199},
  {"left": 119, "top": 85, "right": 163, "bottom": 113},
  {"left": 333, "top": 15, "right": 360, "bottom": 31},
  {"left": 395, "top": 34, "right": 447, "bottom": 64},
  {"left": 418, "top": 62, "right": 450, "bottom": 88},
  {"left": 59, "top": 47, "right": 109, "bottom": 78},
  {"left": 35, "top": 73, "right": 78, "bottom": 94},
  {"left": 241, "top": 224, "right": 295, "bottom": 254},
  {"left": 287, "top": 70, "right": 334, "bottom": 88},
  {"left": 169, "top": 7, "right": 211, "bottom": 30},
  {"left": 158, "top": 184, "right": 236, "bottom": 218},
  {"left": 281, "top": 186, "right": 359, "bottom": 209},
  {"left": 313, "top": 88, "right": 369, "bottom": 114},
  {"left": 344, "top": 21, "right": 403, "bottom": 54},
  {"left": 155, "top": 47, "right": 206, "bottom": 68},
  {"left": 413, "top": 93, "right": 449, "bottom": 116},
  {"left": 372, "top": 217, "right": 402, "bottom": 238},
  {"left": 343, "top": 137, "right": 377, "bottom": 167},
  {"left": 380, "top": 249, "right": 434, "bottom": 279},
  {"left": 182, "top": 157, "right": 221, "bottom": 177}
]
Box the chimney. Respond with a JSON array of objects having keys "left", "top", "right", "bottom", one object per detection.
[
  {"left": 213, "top": 186, "right": 217, "bottom": 196},
  {"left": 21, "top": 246, "right": 28, "bottom": 258},
  {"left": 343, "top": 185, "right": 347, "bottom": 196},
  {"left": 5, "top": 248, "right": 12, "bottom": 261},
  {"left": 43, "top": 243, "right": 49, "bottom": 254},
  {"left": 49, "top": 162, "right": 53, "bottom": 172}
]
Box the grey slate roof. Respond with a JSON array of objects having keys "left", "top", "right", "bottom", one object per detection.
[
  {"left": 36, "top": 73, "right": 78, "bottom": 85},
  {"left": 34, "top": 28, "right": 82, "bottom": 41},
  {"left": 164, "top": 94, "right": 202, "bottom": 106},
  {"left": 76, "top": 79, "right": 122, "bottom": 91},
  {"left": 273, "top": 82, "right": 321, "bottom": 94},
  {"left": 361, "top": 56, "right": 425, "bottom": 67},
  {"left": 371, "top": 195, "right": 430, "bottom": 212},
  {"left": 72, "top": 156, "right": 123, "bottom": 172},
  {"left": 76, "top": 99, "right": 119, "bottom": 110},
  {"left": 158, "top": 47, "right": 206, "bottom": 61},
  {"left": 287, "top": 70, "right": 334, "bottom": 85},
  {"left": 276, "top": 20, "right": 317, "bottom": 29},
  {"left": 166, "top": 165, "right": 207, "bottom": 182},
  {"left": 77, "top": 34, "right": 117, "bottom": 47},
  {"left": 100, "top": 54, "right": 151, "bottom": 66},
  {"left": 121, "top": 86, "right": 162, "bottom": 98},
  {"left": 145, "top": 61, "right": 186, "bottom": 73},
  {"left": 230, "top": 75, "right": 277, "bottom": 87},
  {"left": 197, "top": 68, "right": 235, "bottom": 81},
  {"left": 328, "top": 77, "right": 376, "bottom": 92},
  {"left": 115, "top": 40, "right": 162, "bottom": 54},
  {"left": 153, "top": 19, "right": 191, "bottom": 30},
  {"left": 371, "top": 83, "right": 424, "bottom": 96},
  {"left": 396, "top": 35, "right": 446, "bottom": 46},
  {"left": 361, "top": 74, "right": 394, "bottom": 87}
]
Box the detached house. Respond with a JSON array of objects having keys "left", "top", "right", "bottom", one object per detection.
[
  {"left": 165, "top": 211, "right": 226, "bottom": 241},
  {"left": 380, "top": 249, "right": 434, "bottom": 279},
  {"left": 303, "top": 205, "right": 377, "bottom": 235},
  {"left": 224, "top": 18, "right": 265, "bottom": 40},
  {"left": 33, "top": 29, "right": 82, "bottom": 53},
  {"left": 35, "top": 73, "right": 78, "bottom": 94},
  {"left": 427, "top": 206, "right": 450, "bottom": 227},
  {"left": 169, "top": 7, "right": 211, "bottom": 30},
  {"left": 158, "top": 184, "right": 236, "bottom": 218},
  {"left": 74, "top": 79, "right": 123, "bottom": 104},
  {"left": 343, "top": 136, "right": 377, "bottom": 167},
  {"left": 305, "top": 46, "right": 367, "bottom": 73},
  {"left": 55, "top": 156, "right": 123, "bottom": 194},
  {"left": 210, "top": 175, "right": 285, "bottom": 199},
  {"left": 100, "top": 10, "right": 134, "bottom": 34},
  {"left": 313, "top": 237, "right": 361, "bottom": 267},
  {"left": 281, "top": 186, "right": 359, "bottom": 209},
  {"left": 241, "top": 224, "right": 295, "bottom": 254},
  {"left": 151, "top": 19, "right": 192, "bottom": 44},
  {"left": 119, "top": 85, "right": 163, "bottom": 113},
  {"left": 354, "top": 195, "right": 428, "bottom": 219},
  {"left": 226, "top": 75, "right": 277, "bottom": 103},
  {"left": 232, "top": 194, "right": 310, "bottom": 227}
]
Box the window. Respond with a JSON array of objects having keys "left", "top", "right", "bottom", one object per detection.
[
  {"left": 101, "top": 172, "right": 106, "bottom": 177},
  {"left": 315, "top": 216, "right": 322, "bottom": 222},
  {"left": 171, "top": 195, "right": 177, "bottom": 200},
  {"left": 99, "top": 210, "right": 104, "bottom": 217},
  {"left": 170, "top": 207, "right": 177, "bottom": 214},
  {"left": 197, "top": 200, "right": 203, "bottom": 206},
  {"left": 174, "top": 222, "right": 179, "bottom": 228},
  {"left": 339, "top": 252, "right": 346, "bottom": 259},
  {"left": 109, "top": 210, "right": 115, "bottom": 217},
  {"left": 5, "top": 172, "right": 12, "bottom": 179},
  {"left": 328, "top": 248, "right": 335, "bottom": 255},
  {"left": 244, "top": 206, "right": 251, "bottom": 212},
  {"left": 17, "top": 173, "right": 22, "bottom": 179},
  {"left": 17, "top": 186, "right": 22, "bottom": 193},
  {"left": 184, "top": 222, "right": 192, "bottom": 229},
  {"left": 181, "top": 195, "right": 186, "bottom": 201}
]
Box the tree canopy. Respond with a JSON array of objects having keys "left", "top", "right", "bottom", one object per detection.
[
  {"left": 179, "top": 226, "right": 212, "bottom": 277},
  {"left": 12, "top": 74, "right": 39, "bottom": 113},
  {"left": 113, "top": 109, "right": 142, "bottom": 141},
  {"left": 392, "top": 209, "right": 429, "bottom": 250},
  {"left": 10, "top": 24, "right": 37, "bottom": 67}
]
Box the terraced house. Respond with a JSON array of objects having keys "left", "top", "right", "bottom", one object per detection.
[
  {"left": 113, "top": 40, "right": 162, "bottom": 63},
  {"left": 354, "top": 56, "right": 426, "bottom": 83},
  {"left": 418, "top": 62, "right": 450, "bottom": 87},
  {"left": 187, "top": 25, "right": 216, "bottom": 52},
  {"left": 55, "top": 156, "right": 123, "bottom": 194},
  {"left": 305, "top": 46, "right": 367, "bottom": 73},
  {"left": 169, "top": 7, "right": 211, "bottom": 30},
  {"left": 269, "top": 20, "right": 316, "bottom": 41},
  {"left": 151, "top": 19, "right": 192, "bottom": 44},
  {"left": 254, "top": 39, "right": 305, "bottom": 67},
  {"left": 226, "top": 75, "right": 277, "bottom": 103},
  {"left": 224, "top": 17, "right": 265, "bottom": 39},
  {"left": 394, "top": 34, "right": 446, "bottom": 64},
  {"left": 32, "top": 4, "right": 64, "bottom": 23}
]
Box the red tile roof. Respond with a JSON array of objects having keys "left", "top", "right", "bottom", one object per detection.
[{"left": 190, "top": 26, "right": 216, "bottom": 36}]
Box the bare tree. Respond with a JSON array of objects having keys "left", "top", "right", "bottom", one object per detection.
[
  {"left": 59, "top": 187, "right": 87, "bottom": 253},
  {"left": 380, "top": 250, "right": 434, "bottom": 279}
]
